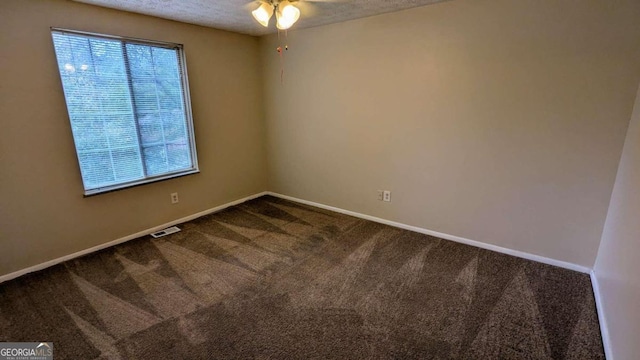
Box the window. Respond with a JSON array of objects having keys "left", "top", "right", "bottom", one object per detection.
[{"left": 51, "top": 28, "right": 198, "bottom": 195}]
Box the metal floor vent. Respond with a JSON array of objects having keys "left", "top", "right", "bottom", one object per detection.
[{"left": 151, "top": 226, "right": 181, "bottom": 238}]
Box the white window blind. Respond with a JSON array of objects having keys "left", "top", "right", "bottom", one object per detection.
[{"left": 51, "top": 29, "right": 198, "bottom": 195}]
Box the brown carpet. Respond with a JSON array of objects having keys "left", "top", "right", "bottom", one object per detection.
[{"left": 0, "top": 195, "right": 604, "bottom": 359}]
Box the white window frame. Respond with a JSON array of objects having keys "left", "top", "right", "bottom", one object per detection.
[{"left": 51, "top": 28, "right": 199, "bottom": 196}]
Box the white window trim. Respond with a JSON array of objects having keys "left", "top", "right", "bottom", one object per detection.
[{"left": 51, "top": 27, "right": 200, "bottom": 196}]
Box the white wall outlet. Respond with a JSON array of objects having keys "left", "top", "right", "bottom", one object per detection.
[
  {"left": 170, "top": 192, "right": 179, "bottom": 204},
  {"left": 383, "top": 190, "right": 391, "bottom": 202},
  {"left": 377, "top": 190, "right": 384, "bottom": 201}
]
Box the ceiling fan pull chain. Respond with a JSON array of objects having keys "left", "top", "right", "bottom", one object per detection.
[
  {"left": 280, "top": 46, "right": 285, "bottom": 84},
  {"left": 285, "top": 28, "right": 289, "bottom": 51},
  {"left": 275, "top": 28, "right": 288, "bottom": 84}
]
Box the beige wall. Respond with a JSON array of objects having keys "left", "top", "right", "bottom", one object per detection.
[
  {"left": 594, "top": 85, "right": 640, "bottom": 359},
  {"left": 2, "top": 0, "right": 640, "bottom": 278},
  {"left": 261, "top": 0, "right": 640, "bottom": 267},
  {"left": 0, "top": 0, "right": 267, "bottom": 276}
]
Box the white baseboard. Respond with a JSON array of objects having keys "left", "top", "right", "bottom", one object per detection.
[
  {"left": 590, "top": 271, "right": 613, "bottom": 359},
  {"left": 0, "top": 191, "right": 268, "bottom": 284},
  {"left": 266, "top": 192, "right": 592, "bottom": 274},
  {"left": 1, "top": 190, "right": 592, "bottom": 285}
]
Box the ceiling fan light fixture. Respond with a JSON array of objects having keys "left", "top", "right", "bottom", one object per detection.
[
  {"left": 276, "top": 1, "right": 300, "bottom": 30},
  {"left": 252, "top": 2, "right": 274, "bottom": 27}
]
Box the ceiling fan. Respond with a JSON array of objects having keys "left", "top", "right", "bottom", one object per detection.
[{"left": 250, "top": 0, "right": 333, "bottom": 30}]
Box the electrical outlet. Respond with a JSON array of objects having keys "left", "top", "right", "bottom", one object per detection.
[
  {"left": 383, "top": 190, "right": 391, "bottom": 202},
  {"left": 377, "top": 190, "right": 384, "bottom": 201},
  {"left": 170, "top": 192, "right": 179, "bottom": 204}
]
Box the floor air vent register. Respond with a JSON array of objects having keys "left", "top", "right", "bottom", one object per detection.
[{"left": 150, "top": 226, "right": 181, "bottom": 238}]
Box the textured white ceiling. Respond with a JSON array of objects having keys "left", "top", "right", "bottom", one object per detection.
[{"left": 72, "top": 0, "right": 448, "bottom": 36}]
